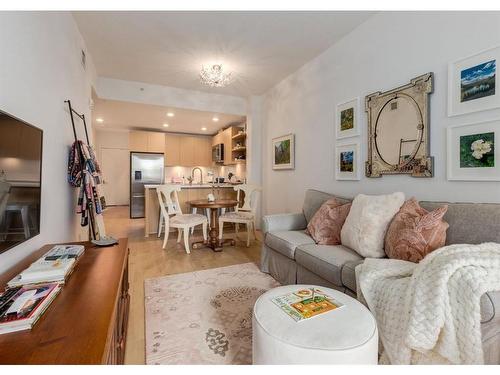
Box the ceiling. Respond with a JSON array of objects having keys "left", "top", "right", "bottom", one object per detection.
[
  {"left": 73, "top": 11, "right": 374, "bottom": 97},
  {"left": 92, "top": 98, "right": 245, "bottom": 135}
]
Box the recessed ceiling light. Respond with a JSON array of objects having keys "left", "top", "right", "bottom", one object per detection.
[
  {"left": 96, "top": 118, "right": 104, "bottom": 123},
  {"left": 201, "top": 127, "right": 207, "bottom": 131},
  {"left": 163, "top": 123, "right": 169, "bottom": 128},
  {"left": 166, "top": 112, "right": 174, "bottom": 117},
  {"left": 212, "top": 117, "right": 219, "bottom": 122}
]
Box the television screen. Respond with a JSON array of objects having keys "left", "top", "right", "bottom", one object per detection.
[{"left": 0, "top": 111, "right": 42, "bottom": 254}]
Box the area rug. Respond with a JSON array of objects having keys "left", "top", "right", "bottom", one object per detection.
[{"left": 144, "top": 262, "right": 280, "bottom": 365}]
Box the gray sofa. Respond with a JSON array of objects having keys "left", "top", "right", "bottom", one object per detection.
[{"left": 260, "top": 189, "right": 500, "bottom": 364}]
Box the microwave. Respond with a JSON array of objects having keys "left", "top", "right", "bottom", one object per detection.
[{"left": 212, "top": 143, "right": 224, "bottom": 163}]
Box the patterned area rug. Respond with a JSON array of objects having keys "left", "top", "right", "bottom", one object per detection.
[{"left": 144, "top": 262, "right": 280, "bottom": 365}]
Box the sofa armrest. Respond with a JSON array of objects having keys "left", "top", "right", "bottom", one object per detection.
[{"left": 262, "top": 213, "right": 307, "bottom": 235}]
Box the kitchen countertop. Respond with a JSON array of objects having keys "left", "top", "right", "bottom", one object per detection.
[{"left": 144, "top": 183, "right": 241, "bottom": 189}]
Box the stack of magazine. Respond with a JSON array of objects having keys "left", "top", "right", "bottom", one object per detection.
[
  {"left": 7, "top": 245, "right": 84, "bottom": 288},
  {"left": 0, "top": 244, "right": 84, "bottom": 334}
]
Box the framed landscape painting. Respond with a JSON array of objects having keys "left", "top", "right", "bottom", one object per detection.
[
  {"left": 335, "top": 141, "right": 361, "bottom": 180},
  {"left": 272, "top": 133, "right": 295, "bottom": 170},
  {"left": 336, "top": 98, "right": 360, "bottom": 139},
  {"left": 448, "top": 46, "right": 500, "bottom": 116},
  {"left": 447, "top": 119, "right": 500, "bottom": 181}
]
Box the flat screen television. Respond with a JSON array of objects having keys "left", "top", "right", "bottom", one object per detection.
[{"left": 0, "top": 110, "right": 42, "bottom": 254}]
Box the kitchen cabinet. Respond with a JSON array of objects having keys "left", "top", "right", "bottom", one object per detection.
[
  {"left": 179, "top": 136, "right": 195, "bottom": 166},
  {"left": 194, "top": 137, "right": 212, "bottom": 166},
  {"left": 164, "top": 134, "right": 181, "bottom": 166},
  {"left": 129, "top": 131, "right": 165, "bottom": 153}
]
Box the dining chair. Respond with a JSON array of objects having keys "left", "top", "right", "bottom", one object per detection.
[
  {"left": 218, "top": 184, "right": 261, "bottom": 247},
  {"left": 156, "top": 184, "right": 207, "bottom": 253}
]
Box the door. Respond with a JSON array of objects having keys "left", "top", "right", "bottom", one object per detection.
[{"left": 101, "top": 148, "right": 130, "bottom": 206}]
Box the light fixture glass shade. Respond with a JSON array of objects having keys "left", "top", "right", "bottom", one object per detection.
[{"left": 199, "top": 64, "right": 233, "bottom": 87}]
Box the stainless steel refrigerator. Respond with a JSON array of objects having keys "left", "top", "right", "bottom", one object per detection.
[{"left": 130, "top": 152, "right": 164, "bottom": 218}]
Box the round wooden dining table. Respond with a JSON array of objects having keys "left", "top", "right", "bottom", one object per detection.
[{"left": 188, "top": 199, "right": 239, "bottom": 252}]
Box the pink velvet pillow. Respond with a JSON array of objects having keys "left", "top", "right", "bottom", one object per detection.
[
  {"left": 307, "top": 198, "right": 352, "bottom": 245},
  {"left": 384, "top": 198, "right": 449, "bottom": 263}
]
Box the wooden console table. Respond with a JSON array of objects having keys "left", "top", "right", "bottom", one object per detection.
[{"left": 0, "top": 239, "right": 129, "bottom": 364}]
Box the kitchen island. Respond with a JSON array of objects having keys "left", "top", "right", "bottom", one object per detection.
[{"left": 143, "top": 183, "right": 239, "bottom": 237}]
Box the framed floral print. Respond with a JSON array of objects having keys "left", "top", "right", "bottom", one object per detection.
[
  {"left": 447, "top": 119, "right": 500, "bottom": 181},
  {"left": 272, "top": 133, "right": 295, "bottom": 170},
  {"left": 448, "top": 46, "right": 500, "bottom": 116},
  {"left": 335, "top": 141, "right": 361, "bottom": 180},
  {"left": 336, "top": 98, "right": 360, "bottom": 139}
]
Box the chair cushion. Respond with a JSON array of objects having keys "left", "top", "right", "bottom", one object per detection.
[
  {"left": 220, "top": 211, "right": 254, "bottom": 221},
  {"left": 170, "top": 214, "right": 207, "bottom": 225},
  {"left": 295, "top": 244, "right": 363, "bottom": 287},
  {"left": 264, "top": 230, "right": 315, "bottom": 259},
  {"left": 341, "top": 192, "right": 405, "bottom": 258},
  {"left": 341, "top": 259, "right": 364, "bottom": 292}
]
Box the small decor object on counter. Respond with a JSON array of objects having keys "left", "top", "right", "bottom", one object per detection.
[
  {"left": 271, "top": 287, "right": 344, "bottom": 322},
  {"left": 448, "top": 46, "right": 499, "bottom": 116},
  {"left": 272, "top": 134, "right": 295, "bottom": 170},
  {"left": 447, "top": 119, "right": 500, "bottom": 180},
  {"left": 335, "top": 141, "right": 361, "bottom": 180},
  {"left": 0, "top": 283, "right": 61, "bottom": 334},
  {"left": 336, "top": 98, "right": 360, "bottom": 139},
  {"left": 207, "top": 193, "right": 215, "bottom": 202}
]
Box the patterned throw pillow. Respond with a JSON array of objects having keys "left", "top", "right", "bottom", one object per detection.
[
  {"left": 384, "top": 198, "right": 449, "bottom": 263},
  {"left": 307, "top": 198, "right": 352, "bottom": 245}
]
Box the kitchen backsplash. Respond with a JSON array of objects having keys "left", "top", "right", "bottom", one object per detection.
[{"left": 165, "top": 164, "right": 246, "bottom": 184}]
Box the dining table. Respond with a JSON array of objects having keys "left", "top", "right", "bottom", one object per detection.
[{"left": 188, "top": 199, "right": 239, "bottom": 252}]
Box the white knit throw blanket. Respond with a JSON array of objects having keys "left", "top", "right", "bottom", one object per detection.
[{"left": 356, "top": 243, "right": 500, "bottom": 364}]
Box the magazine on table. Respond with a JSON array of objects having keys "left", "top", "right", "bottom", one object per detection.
[
  {"left": 0, "top": 283, "right": 61, "bottom": 334},
  {"left": 43, "top": 244, "right": 84, "bottom": 261},
  {"left": 271, "top": 288, "right": 344, "bottom": 322}
]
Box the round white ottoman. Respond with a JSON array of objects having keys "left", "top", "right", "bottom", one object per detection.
[{"left": 252, "top": 284, "right": 378, "bottom": 364}]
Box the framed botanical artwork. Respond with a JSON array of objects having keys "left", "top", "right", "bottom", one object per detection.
[
  {"left": 447, "top": 119, "right": 499, "bottom": 181},
  {"left": 335, "top": 141, "right": 361, "bottom": 180},
  {"left": 448, "top": 46, "right": 499, "bottom": 116},
  {"left": 272, "top": 133, "right": 295, "bottom": 170},
  {"left": 336, "top": 98, "right": 360, "bottom": 139}
]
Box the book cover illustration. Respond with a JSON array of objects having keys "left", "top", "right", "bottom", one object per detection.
[{"left": 271, "top": 288, "right": 344, "bottom": 322}]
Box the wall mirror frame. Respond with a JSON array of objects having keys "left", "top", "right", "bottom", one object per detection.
[{"left": 365, "top": 72, "right": 434, "bottom": 178}]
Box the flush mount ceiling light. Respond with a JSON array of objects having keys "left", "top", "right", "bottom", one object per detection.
[
  {"left": 166, "top": 112, "right": 175, "bottom": 117},
  {"left": 201, "top": 127, "right": 207, "bottom": 131},
  {"left": 199, "top": 64, "right": 233, "bottom": 88},
  {"left": 163, "top": 123, "right": 169, "bottom": 128},
  {"left": 96, "top": 118, "right": 104, "bottom": 123},
  {"left": 212, "top": 116, "right": 219, "bottom": 122}
]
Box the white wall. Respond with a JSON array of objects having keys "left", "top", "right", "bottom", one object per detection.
[
  {"left": 262, "top": 12, "right": 500, "bottom": 216},
  {"left": 0, "top": 12, "right": 96, "bottom": 273}
]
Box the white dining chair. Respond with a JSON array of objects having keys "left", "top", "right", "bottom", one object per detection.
[
  {"left": 218, "top": 184, "right": 261, "bottom": 247},
  {"left": 156, "top": 184, "right": 207, "bottom": 254}
]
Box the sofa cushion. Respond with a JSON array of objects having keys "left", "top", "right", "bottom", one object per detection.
[
  {"left": 341, "top": 259, "right": 364, "bottom": 292},
  {"left": 385, "top": 198, "right": 449, "bottom": 263},
  {"left": 307, "top": 198, "right": 351, "bottom": 245},
  {"left": 264, "top": 230, "right": 315, "bottom": 259},
  {"left": 295, "top": 244, "right": 363, "bottom": 287},
  {"left": 303, "top": 189, "right": 351, "bottom": 223},
  {"left": 419, "top": 201, "right": 500, "bottom": 245},
  {"left": 341, "top": 192, "right": 405, "bottom": 258}
]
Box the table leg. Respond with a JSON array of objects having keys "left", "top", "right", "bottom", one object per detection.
[{"left": 192, "top": 207, "right": 235, "bottom": 252}]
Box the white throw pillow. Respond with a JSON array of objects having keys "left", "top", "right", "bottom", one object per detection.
[{"left": 340, "top": 192, "right": 405, "bottom": 258}]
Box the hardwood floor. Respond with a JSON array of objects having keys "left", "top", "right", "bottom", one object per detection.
[{"left": 102, "top": 206, "right": 262, "bottom": 364}]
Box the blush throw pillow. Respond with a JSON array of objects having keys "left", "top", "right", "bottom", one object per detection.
[
  {"left": 340, "top": 192, "right": 405, "bottom": 258},
  {"left": 307, "top": 198, "right": 352, "bottom": 245},
  {"left": 384, "top": 198, "right": 449, "bottom": 263}
]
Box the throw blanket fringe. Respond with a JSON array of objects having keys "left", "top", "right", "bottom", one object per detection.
[{"left": 356, "top": 243, "right": 500, "bottom": 364}]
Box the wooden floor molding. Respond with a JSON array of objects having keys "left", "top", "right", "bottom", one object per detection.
[{"left": 103, "top": 206, "right": 262, "bottom": 364}]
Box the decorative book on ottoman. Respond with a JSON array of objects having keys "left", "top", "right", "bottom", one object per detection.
[{"left": 271, "top": 288, "right": 344, "bottom": 322}]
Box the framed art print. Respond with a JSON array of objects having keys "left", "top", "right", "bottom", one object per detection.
[
  {"left": 336, "top": 98, "right": 360, "bottom": 139},
  {"left": 335, "top": 141, "right": 361, "bottom": 180},
  {"left": 448, "top": 46, "right": 500, "bottom": 116},
  {"left": 447, "top": 119, "right": 500, "bottom": 181},
  {"left": 272, "top": 133, "right": 295, "bottom": 170}
]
